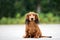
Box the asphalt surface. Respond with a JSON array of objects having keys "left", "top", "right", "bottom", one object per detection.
[{"left": 0, "top": 24, "right": 60, "bottom": 40}]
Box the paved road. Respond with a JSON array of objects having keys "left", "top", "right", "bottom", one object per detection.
[{"left": 0, "top": 24, "right": 60, "bottom": 40}]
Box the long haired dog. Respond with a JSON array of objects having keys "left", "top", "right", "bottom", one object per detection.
[{"left": 24, "top": 12, "right": 52, "bottom": 38}]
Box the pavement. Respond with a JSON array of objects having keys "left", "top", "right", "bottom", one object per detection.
[{"left": 0, "top": 24, "right": 60, "bottom": 40}]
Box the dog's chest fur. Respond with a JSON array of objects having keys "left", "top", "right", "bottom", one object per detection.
[{"left": 27, "top": 21, "right": 38, "bottom": 34}]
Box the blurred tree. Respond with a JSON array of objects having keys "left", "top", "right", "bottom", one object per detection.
[
  {"left": 40, "top": 0, "right": 60, "bottom": 16},
  {"left": 49, "top": 0, "right": 60, "bottom": 16},
  {"left": 23, "top": 0, "right": 41, "bottom": 13},
  {"left": 0, "top": 0, "right": 16, "bottom": 18},
  {"left": 0, "top": 0, "right": 60, "bottom": 18},
  {"left": 40, "top": 0, "right": 50, "bottom": 13}
]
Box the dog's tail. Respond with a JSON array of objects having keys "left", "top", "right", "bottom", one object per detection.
[{"left": 40, "top": 36, "right": 52, "bottom": 38}]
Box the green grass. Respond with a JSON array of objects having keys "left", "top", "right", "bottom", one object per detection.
[{"left": 0, "top": 12, "right": 60, "bottom": 24}]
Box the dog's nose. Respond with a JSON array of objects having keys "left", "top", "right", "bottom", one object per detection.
[{"left": 31, "top": 18, "right": 33, "bottom": 20}]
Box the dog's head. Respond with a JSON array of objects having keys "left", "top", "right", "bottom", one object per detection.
[{"left": 25, "top": 12, "right": 39, "bottom": 24}]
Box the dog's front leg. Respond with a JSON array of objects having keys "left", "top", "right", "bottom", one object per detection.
[{"left": 34, "top": 34, "right": 39, "bottom": 38}]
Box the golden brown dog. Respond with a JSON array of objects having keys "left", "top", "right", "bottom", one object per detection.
[{"left": 24, "top": 12, "right": 52, "bottom": 38}]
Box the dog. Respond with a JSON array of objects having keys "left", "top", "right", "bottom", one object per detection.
[{"left": 24, "top": 12, "right": 52, "bottom": 38}]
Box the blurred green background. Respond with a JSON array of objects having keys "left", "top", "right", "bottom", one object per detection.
[{"left": 0, "top": 0, "right": 60, "bottom": 24}]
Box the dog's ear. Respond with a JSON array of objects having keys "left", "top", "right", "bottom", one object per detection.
[
  {"left": 35, "top": 14, "right": 39, "bottom": 24},
  {"left": 25, "top": 14, "right": 30, "bottom": 24}
]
